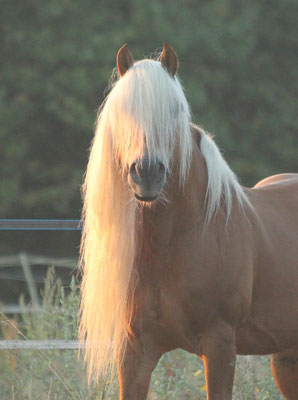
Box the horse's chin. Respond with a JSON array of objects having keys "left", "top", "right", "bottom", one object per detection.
[{"left": 134, "top": 193, "right": 158, "bottom": 203}]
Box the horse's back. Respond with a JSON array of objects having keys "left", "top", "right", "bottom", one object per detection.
[
  {"left": 251, "top": 173, "right": 298, "bottom": 218},
  {"left": 254, "top": 173, "right": 298, "bottom": 188}
]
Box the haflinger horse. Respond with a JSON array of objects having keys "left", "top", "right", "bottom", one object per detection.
[{"left": 79, "top": 44, "right": 298, "bottom": 399}]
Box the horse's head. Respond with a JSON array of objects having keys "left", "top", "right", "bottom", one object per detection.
[{"left": 112, "top": 44, "right": 192, "bottom": 203}]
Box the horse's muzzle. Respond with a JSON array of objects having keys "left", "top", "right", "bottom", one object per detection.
[{"left": 128, "top": 156, "right": 166, "bottom": 202}]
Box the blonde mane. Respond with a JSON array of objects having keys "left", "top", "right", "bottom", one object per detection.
[
  {"left": 196, "top": 126, "right": 250, "bottom": 224},
  {"left": 79, "top": 58, "right": 192, "bottom": 380}
]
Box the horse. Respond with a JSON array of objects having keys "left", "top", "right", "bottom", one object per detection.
[{"left": 79, "top": 44, "right": 298, "bottom": 399}]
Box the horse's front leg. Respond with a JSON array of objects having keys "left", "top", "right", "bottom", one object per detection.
[
  {"left": 201, "top": 320, "right": 236, "bottom": 400},
  {"left": 117, "top": 334, "right": 161, "bottom": 400}
]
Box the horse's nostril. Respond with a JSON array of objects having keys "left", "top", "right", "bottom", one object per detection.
[
  {"left": 130, "top": 162, "right": 137, "bottom": 175},
  {"left": 130, "top": 162, "right": 141, "bottom": 184},
  {"left": 159, "top": 162, "right": 165, "bottom": 174}
]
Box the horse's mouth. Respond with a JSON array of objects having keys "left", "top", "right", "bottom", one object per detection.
[{"left": 134, "top": 193, "right": 158, "bottom": 202}]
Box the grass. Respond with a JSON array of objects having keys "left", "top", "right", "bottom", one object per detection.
[{"left": 0, "top": 267, "right": 282, "bottom": 399}]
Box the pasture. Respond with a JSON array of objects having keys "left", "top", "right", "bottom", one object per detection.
[{"left": 0, "top": 268, "right": 282, "bottom": 399}]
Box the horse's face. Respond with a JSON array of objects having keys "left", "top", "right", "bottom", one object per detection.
[
  {"left": 115, "top": 44, "right": 190, "bottom": 203},
  {"left": 128, "top": 153, "right": 167, "bottom": 202}
]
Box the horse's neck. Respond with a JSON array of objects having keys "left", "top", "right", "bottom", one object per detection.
[{"left": 139, "top": 139, "right": 208, "bottom": 261}]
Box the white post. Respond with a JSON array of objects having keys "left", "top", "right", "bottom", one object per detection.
[{"left": 19, "top": 252, "right": 40, "bottom": 310}]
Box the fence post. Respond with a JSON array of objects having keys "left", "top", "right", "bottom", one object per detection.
[{"left": 19, "top": 252, "right": 40, "bottom": 310}]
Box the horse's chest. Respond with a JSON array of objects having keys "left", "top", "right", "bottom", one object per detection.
[{"left": 136, "top": 273, "right": 218, "bottom": 351}]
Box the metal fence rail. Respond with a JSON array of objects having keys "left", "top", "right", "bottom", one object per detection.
[
  {"left": 0, "top": 253, "right": 78, "bottom": 269},
  {"left": 0, "top": 340, "right": 82, "bottom": 350},
  {"left": 0, "top": 219, "right": 81, "bottom": 230}
]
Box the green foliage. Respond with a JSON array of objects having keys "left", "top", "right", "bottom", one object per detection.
[
  {"left": 0, "top": 268, "right": 282, "bottom": 399},
  {"left": 233, "top": 356, "right": 282, "bottom": 400},
  {"left": 0, "top": 267, "right": 118, "bottom": 399},
  {"left": 0, "top": 0, "right": 297, "bottom": 219},
  {"left": 19, "top": 267, "right": 78, "bottom": 340}
]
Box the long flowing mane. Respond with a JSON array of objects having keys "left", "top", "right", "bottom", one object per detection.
[
  {"left": 79, "top": 57, "right": 249, "bottom": 380},
  {"left": 79, "top": 58, "right": 192, "bottom": 380}
]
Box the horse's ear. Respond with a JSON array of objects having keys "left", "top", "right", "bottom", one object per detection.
[
  {"left": 117, "top": 44, "right": 134, "bottom": 77},
  {"left": 160, "top": 43, "right": 178, "bottom": 77}
]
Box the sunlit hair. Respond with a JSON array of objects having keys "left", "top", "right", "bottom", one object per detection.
[
  {"left": 106, "top": 60, "right": 192, "bottom": 180},
  {"left": 79, "top": 58, "right": 192, "bottom": 380},
  {"left": 195, "top": 125, "right": 250, "bottom": 224}
]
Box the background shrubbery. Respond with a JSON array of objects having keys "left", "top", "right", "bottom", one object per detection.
[
  {"left": 1, "top": 0, "right": 297, "bottom": 224},
  {"left": 1, "top": 0, "right": 298, "bottom": 255}
]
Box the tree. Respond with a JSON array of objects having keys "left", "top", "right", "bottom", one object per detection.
[{"left": 0, "top": 0, "right": 297, "bottom": 224}]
